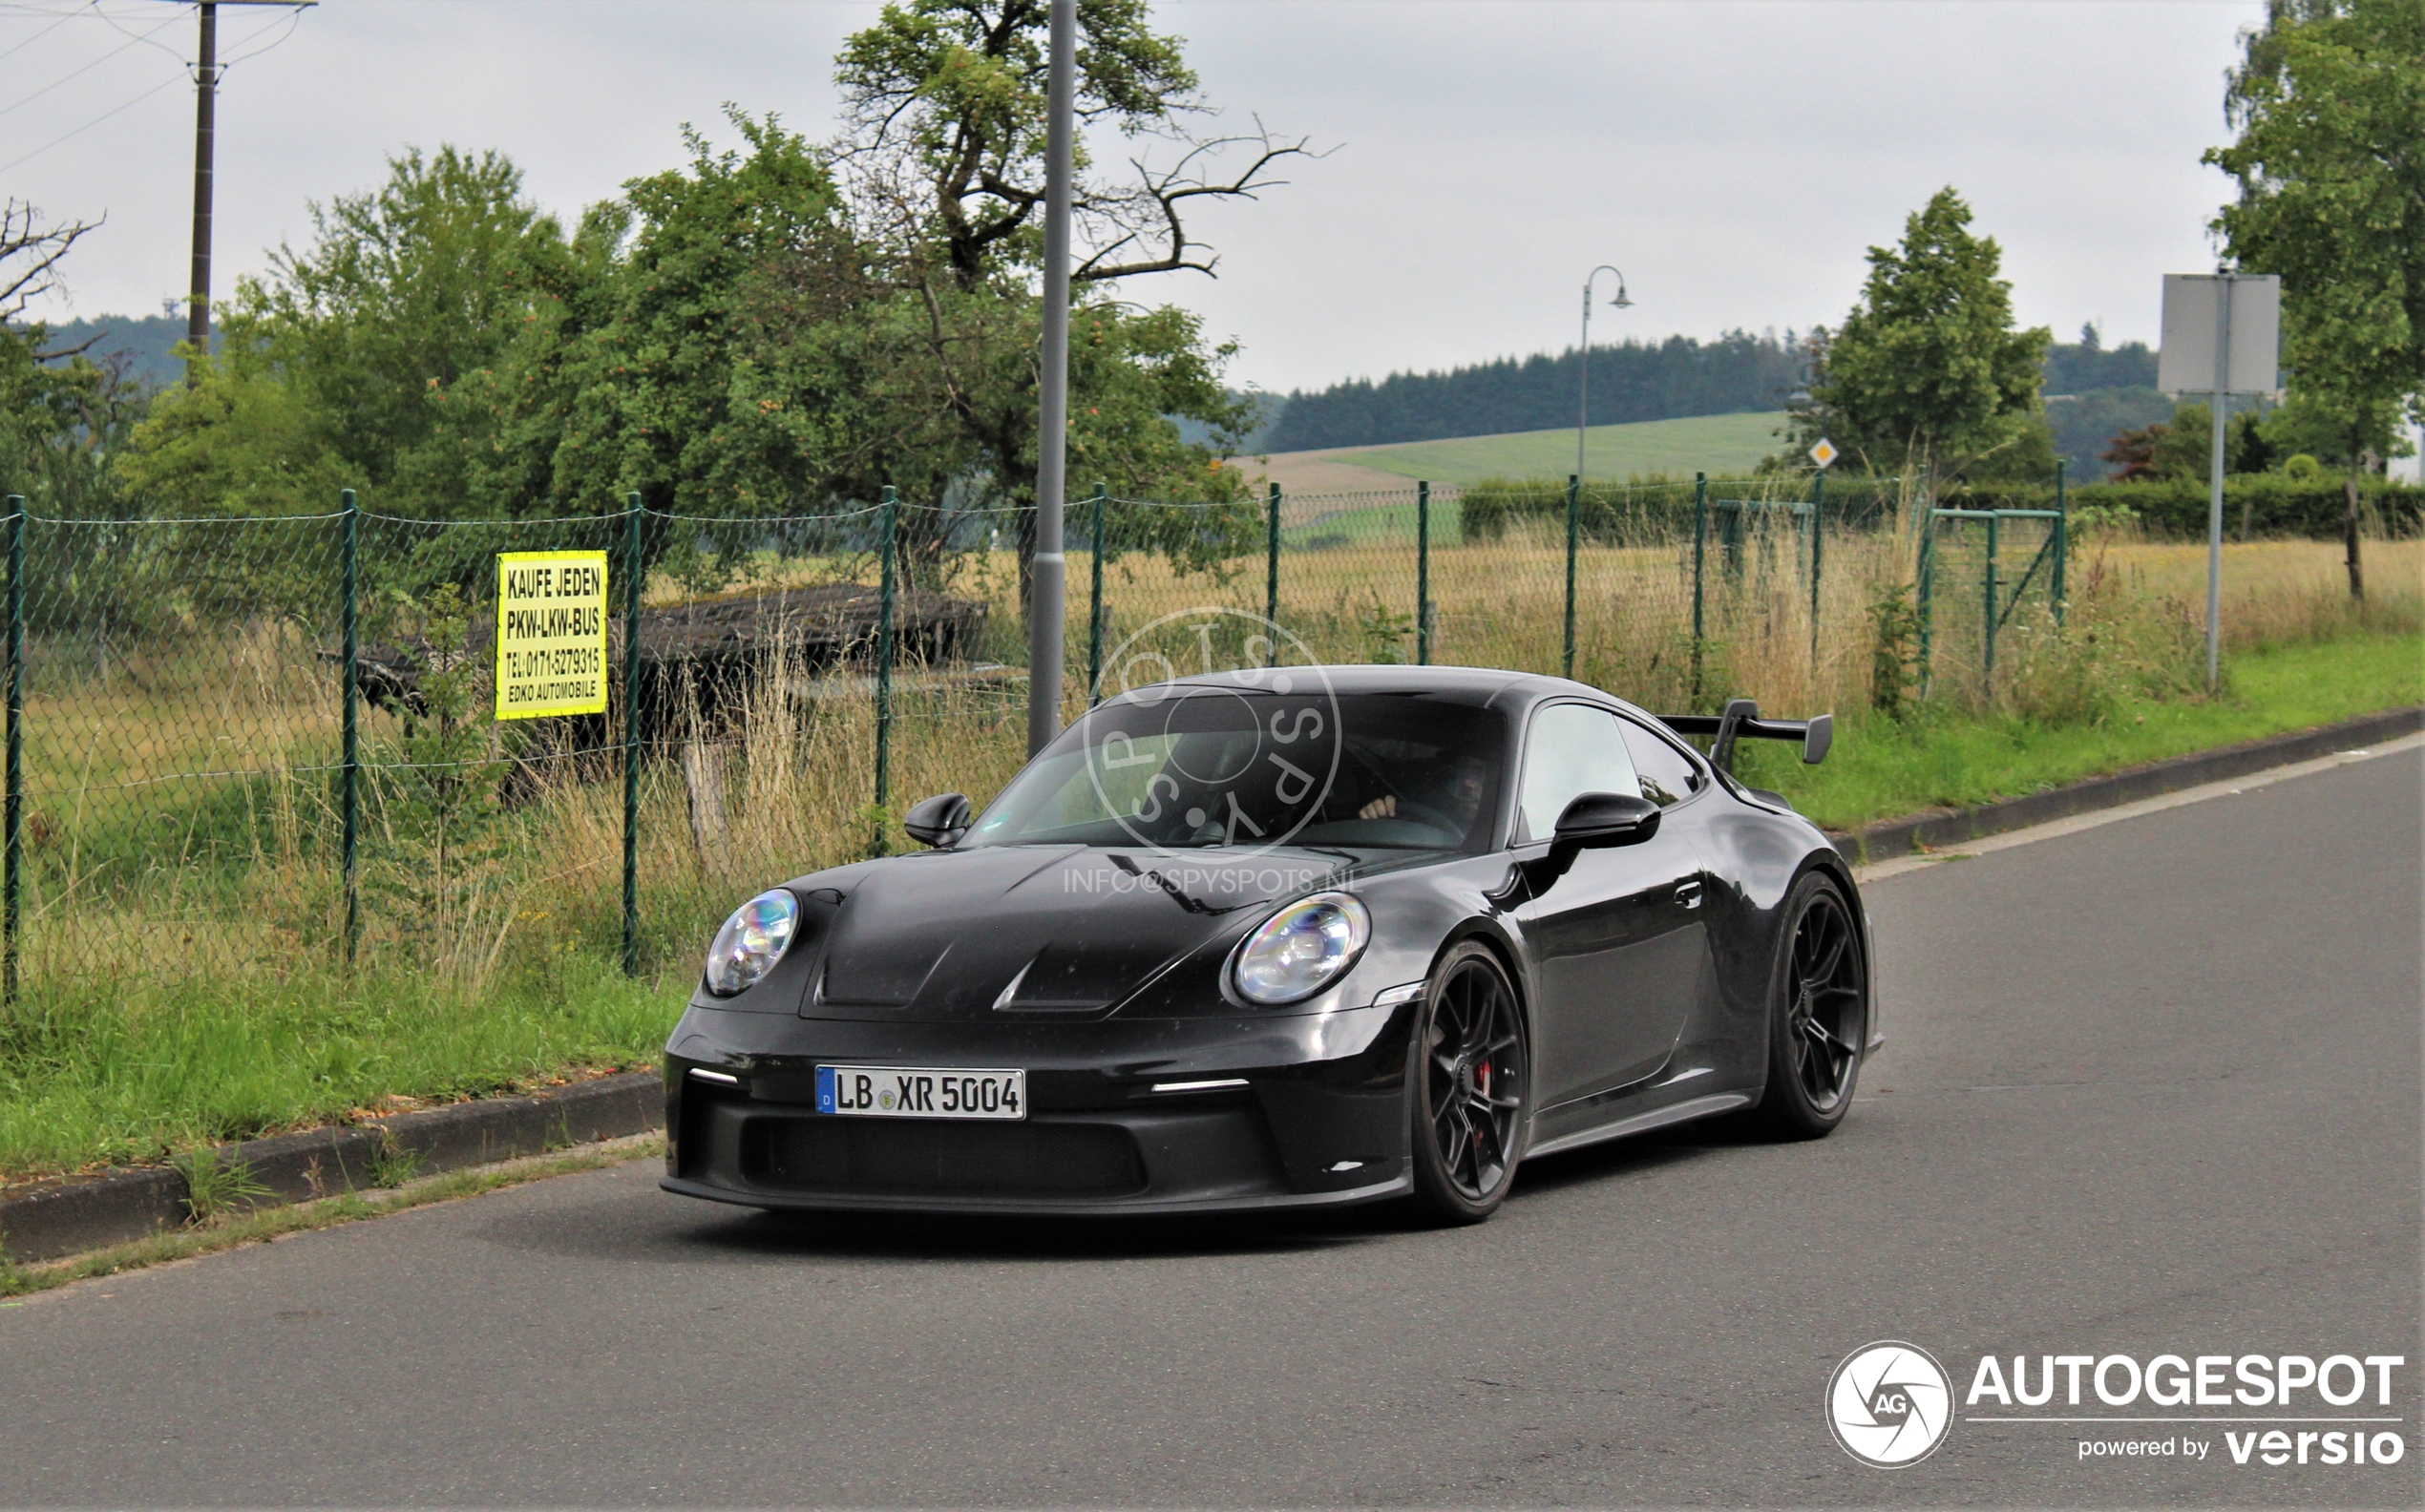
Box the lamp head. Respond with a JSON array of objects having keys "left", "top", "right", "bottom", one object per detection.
[{"left": 1610, "top": 287, "right": 1634, "bottom": 309}]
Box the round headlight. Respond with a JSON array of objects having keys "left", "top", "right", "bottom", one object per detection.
[
  {"left": 704, "top": 889, "right": 800, "bottom": 997},
  {"left": 1232, "top": 892, "right": 1371, "bottom": 1006}
]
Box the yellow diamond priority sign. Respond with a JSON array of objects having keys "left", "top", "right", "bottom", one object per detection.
[
  {"left": 1809, "top": 437, "right": 1840, "bottom": 470},
  {"left": 495, "top": 551, "right": 609, "bottom": 720}
]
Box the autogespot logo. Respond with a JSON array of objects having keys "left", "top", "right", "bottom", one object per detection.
[{"left": 1829, "top": 1341, "right": 1954, "bottom": 1467}]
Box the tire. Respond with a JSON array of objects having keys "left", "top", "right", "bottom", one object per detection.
[
  {"left": 1408, "top": 941, "right": 1529, "bottom": 1224},
  {"left": 1749, "top": 872, "right": 1870, "bottom": 1140}
]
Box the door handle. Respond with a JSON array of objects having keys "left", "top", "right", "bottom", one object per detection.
[{"left": 1674, "top": 880, "right": 1704, "bottom": 909}]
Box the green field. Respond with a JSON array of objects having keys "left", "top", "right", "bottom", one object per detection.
[{"left": 1331, "top": 411, "right": 1784, "bottom": 486}]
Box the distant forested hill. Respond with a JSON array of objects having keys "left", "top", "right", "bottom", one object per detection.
[
  {"left": 2042, "top": 325, "right": 2157, "bottom": 395},
  {"left": 20, "top": 312, "right": 186, "bottom": 391},
  {"left": 1262, "top": 331, "right": 1802, "bottom": 453},
  {"left": 1255, "top": 322, "right": 2172, "bottom": 480}
]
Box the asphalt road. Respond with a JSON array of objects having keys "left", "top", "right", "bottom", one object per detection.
[{"left": 2, "top": 748, "right": 2418, "bottom": 1507}]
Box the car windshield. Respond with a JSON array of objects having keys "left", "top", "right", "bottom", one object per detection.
[{"left": 965, "top": 689, "right": 1508, "bottom": 852}]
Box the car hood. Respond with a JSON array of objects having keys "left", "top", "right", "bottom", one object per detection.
[{"left": 797, "top": 844, "right": 1376, "bottom": 1020}]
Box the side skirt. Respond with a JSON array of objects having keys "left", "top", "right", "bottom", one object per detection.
[{"left": 1522, "top": 1091, "right": 1752, "bottom": 1161}]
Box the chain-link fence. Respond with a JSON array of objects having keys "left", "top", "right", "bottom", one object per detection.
[
  {"left": 1916, "top": 505, "right": 2070, "bottom": 702},
  {"left": 0, "top": 469, "right": 2055, "bottom": 1002}
]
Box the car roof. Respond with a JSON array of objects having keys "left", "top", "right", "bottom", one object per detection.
[{"left": 1147, "top": 662, "right": 1644, "bottom": 716}]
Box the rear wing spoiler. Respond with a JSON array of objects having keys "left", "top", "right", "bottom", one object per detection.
[{"left": 1657, "top": 699, "right": 1832, "bottom": 775}]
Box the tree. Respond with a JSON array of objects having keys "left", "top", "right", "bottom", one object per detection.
[
  {"left": 1786, "top": 188, "right": 2053, "bottom": 487},
  {"left": 2102, "top": 422, "right": 2166, "bottom": 483},
  {"left": 2208, "top": 0, "right": 2425, "bottom": 598},
  {"left": 116, "top": 334, "right": 349, "bottom": 516},
  {"left": 835, "top": 0, "right": 1310, "bottom": 289},
  {"left": 129, "top": 148, "right": 568, "bottom": 520},
  {"left": 499, "top": 113, "right": 865, "bottom": 524},
  {"left": 0, "top": 201, "right": 146, "bottom": 518},
  {"left": 112, "top": 8, "right": 1296, "bottom": 615},
  {"left": 457, "top": 107, "right": 1255, "bottom": 594},
  {"left": 832, "top": 0, "right": 1292, "bottom": 601}
]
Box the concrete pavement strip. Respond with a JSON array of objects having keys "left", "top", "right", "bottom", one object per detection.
[{"left": 2, "top": 702, "right": 2416, "bottom": 1266}]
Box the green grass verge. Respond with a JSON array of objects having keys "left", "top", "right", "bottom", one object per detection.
[
  {"left": 0, "top": 958, "right": 684, "bottom": 1181},
  {"left": 1334, "top": 412, "right": 1782, "bottom": 487},
  {"left": 1739, "top": 632, "right": 2424, "bottom": 832}
]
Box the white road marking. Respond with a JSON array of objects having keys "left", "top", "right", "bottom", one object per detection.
[{"left": 1855, "top": 730, "right": 2423, "bottom": 886}]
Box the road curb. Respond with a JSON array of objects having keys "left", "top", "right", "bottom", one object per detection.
[
  {"left": 1827, "top": 704, "right": 2424, "bottom": 863},
  {"left": 0, "top": 1070, "right": 662, "bottom": 1264}
]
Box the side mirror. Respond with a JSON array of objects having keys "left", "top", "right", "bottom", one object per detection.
[
  {"left": 1551, "top": 791, "right": 1660, "bottom": 851},
  {"left": 902, "top": 792, "right": 971, "bottom": 849},
  {"left": 1801, "top": 713, "right": 1833, "bottom": 766}
]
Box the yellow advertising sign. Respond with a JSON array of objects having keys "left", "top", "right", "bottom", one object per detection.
[{"left": 495, "top": 550, "right": 609, "bottom": 720}]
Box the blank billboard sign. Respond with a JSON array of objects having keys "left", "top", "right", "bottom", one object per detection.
[{"left": 2157, "top": 274, "right": 2282, "bottom": 396}]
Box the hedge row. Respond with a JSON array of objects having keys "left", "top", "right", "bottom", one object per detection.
[
  {"left": 1457, "top": 473, "right": 2422, "bottom": 544},
  {"left": 1963, "top": 476, "right": 2421, "bottom": 537}
]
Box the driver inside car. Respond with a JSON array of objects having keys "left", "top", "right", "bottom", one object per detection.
[{"left": 1356, "top": 754, "right": 1489, "bottom": 835}]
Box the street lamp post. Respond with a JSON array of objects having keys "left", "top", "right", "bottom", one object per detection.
[
  {"left": 1027, "top": 0, "right": 1075, "bottom": 755},
  {"left": 1575, "top": 264, "right": 1634, "bottom": 485}
]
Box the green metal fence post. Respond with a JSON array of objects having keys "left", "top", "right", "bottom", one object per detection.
[
  {"left": 2053, "top": 460, "right": 2068, "bottom": 625},
  {"left": 1563, "top": 473, "right": 1580, "bottom": 679},
  {"left": 875, "top": 486, "right": 896, "bottom": 855},
  {"left": 340, "top": 488, "right": 360, "bottom": 965},
  {"left": 1691, "top": 473, "right": 1707, "bottom": 703},
  {"left": 1983, "top": 511, "right": 2001, "bottom": 693},
  {"left": 3, "top": 499, "right": 20, "bottom": 1007},
  {"left": 1808, "top": 471, "right": 1825, "bottom": 672},
  {"left": 621, "top": 493, "right": 643, "bottom": 976},
  {"left": 1415, "top": 480, "right": 1431, "bottom": 665},
  {"left": 1265, "top": 482, "right": 1281, "bottom": 664},
  {"left": 1087, "top": 481, "right": 1107, "bottom": 704}
]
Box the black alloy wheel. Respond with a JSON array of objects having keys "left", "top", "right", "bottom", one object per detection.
[
  {"left": 1753, "top": 872, "right": 1868, "bottom": 1138},
  {"left": 1410, "top": 941, "right": 1529, "bottom": 1223}
]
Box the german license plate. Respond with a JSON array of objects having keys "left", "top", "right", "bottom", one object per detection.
[{"left": 815, "top": 1065, "right": 1025, "bottom": 1121}]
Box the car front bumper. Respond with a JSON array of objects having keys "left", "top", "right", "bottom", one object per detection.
[{"left": 659, "top": 998, "right": 1419, "bottom": 1215}]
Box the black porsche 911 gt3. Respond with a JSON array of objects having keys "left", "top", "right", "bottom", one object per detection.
[{"left": 661, "top": 664, "right": 1876, "bottom": 1224}]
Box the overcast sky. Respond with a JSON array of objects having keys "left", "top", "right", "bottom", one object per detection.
[{"left": 5, "top": 0, "right": 2265, "bottom": 395}]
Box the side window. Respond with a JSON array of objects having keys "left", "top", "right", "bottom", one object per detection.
[
  {"left": 1515, "top": 704, "right": 1640, "bottom": 843},
  {"left": 1620, "top": 717, "right": 1704, "bottom": 808}
]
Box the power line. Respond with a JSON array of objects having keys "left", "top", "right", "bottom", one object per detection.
[
  {"left": 217, "top": 2, "right": 298, "bottom": 65},
  {"left": 0, "top": 5, "right": 289, "bottom": 176},
  {"left": 0, "top": 5, "right": 80, "bottom": 64},
  {"left": 90, "top": 0, "right": 190, "bottom": 64},
  {"left": 0, "top": 61, "right": 176, "bottom": 172},
  {"left": 0, "top": 6, "right": 179, "bottom": 120}
]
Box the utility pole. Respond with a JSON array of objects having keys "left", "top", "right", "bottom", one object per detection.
[
  {"left": 1026, "top": 0, "right": 1074, "bottom": 755},
  {"left": 176, "top": 0, "right": 315, "bottom": 377},
  {"left": 1574, "top": 264, "right": 1632, "bottom": 485},
  {"left": 186, "top": 0, "right": 216, "bottom": 369}
]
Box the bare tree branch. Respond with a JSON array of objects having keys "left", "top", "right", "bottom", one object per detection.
[
  {"left": 0, "top": 200, "right": 100, "bottom": 326},
  {"left": 1072, "top": 122, "right": 1328, "bottom": 284}
]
